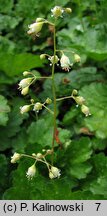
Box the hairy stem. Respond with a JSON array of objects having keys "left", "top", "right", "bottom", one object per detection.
[{"left": 51, "top": 24, "right": 57, "bottom": 165}]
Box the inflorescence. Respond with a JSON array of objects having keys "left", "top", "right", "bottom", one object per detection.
[{"left": 11, "top": 6, "right": 91, "bottom": 180}]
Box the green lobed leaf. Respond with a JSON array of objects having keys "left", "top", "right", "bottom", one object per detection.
[
  {"left": 0, "top": 95, "right": 10, "bottom": 126},
  {"left": 27, "top": 115, "right": 71, "bottom": 148},
  {"left": 0, "top": 52, "right": 44, "bottom": 77},
  {"left": 0, "top": 98, "right": 28, "bottom": 151},
  {"left": 80, "top": 83, "right": 107, "bottom": 139},
  {"left": 82, "top": 153, "right": 107, "bottom": 198},
  {"left": 62, "top": 137, "right": 93, "bottom": 180},
  {"left": 0, "top": 0, "right": 13, "bottom": 13},
  {"left": 58, "top": 17, "right": 107, "bottom": 61}
]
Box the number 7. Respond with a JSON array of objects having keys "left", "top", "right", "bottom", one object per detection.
[{"left": 95, "top": 203, "right": 101, "bottom": 211}]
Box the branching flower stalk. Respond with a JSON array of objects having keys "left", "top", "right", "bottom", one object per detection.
[{"left": 11, "top": 6, "right": 91, "bottom": 180}]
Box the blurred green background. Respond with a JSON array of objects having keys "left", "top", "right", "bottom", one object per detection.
[{"left": 0, "top": 0, "right": 107, "bottom": 199}]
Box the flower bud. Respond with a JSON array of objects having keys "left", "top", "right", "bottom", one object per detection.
[
  {"left": 81, "top": 104, "right": 91, "bottom": 117},
  {"left": 42, "top": 149, "right": 46, "bottom": 152},
  {"left": 40, "top": 54, "right": 46, "bottom": 60},
  {"left": 21, "top": 86, "right": 29, "bottom": 95},
  {"left": 36, "top": 153, "right": 43, "bottom": 159},
  {"left": 33, "top": 102, "right": 42, "bottom": 111},
  {"left": 18, "top": 78, "right": 32, "bottom": 89},
  {"left": 65, "top": 8, "right": 72, "bottom": 13},
  {"left": 51, "top": 6, "right": 64, "bottom": 18},
  {"left": 20, "top": 105, "right": 30, "bottom": 114},
  {"left": 60, "top": 54, "right": 72, "bottom": 71},
  {"left": 26, "top": 164, "right": 36, "bottom": 180},
  {"left": 45, "top": 98, "right": 52, "bottom": 104},
  {"left": 48, "top": 55, "right": 59, "bottom": 65},
  {"left": 72, "top": 89, "right": 78, "bottom": 96},
  {"left": 74, "top": 54, "right": 81, "bottom": 62},
  {"left": 23, "top": 71, "right": 30, "bottom": 76},
  {"left": 49, "top": 166, "right": 61, "bottom": 179},
  {"left": 36, "top": 18, "right": 44, "bottom": 22},
  {"left": 47, "top": 149, "right": 53, "bottom": 154},
  {"left": 74, "top": 96, "right": 85, "bottom": 105},
  {"left": 11, "top": 153, "right": 21, "bottom": 163},
  {"left": 32, "top": 153, "right": 36, "bottom": 157},
  {"left": 30, "top": 99, "right": 35, "bottom": 104},
  {"left": 27, "top": 22, "right": 44, "bottom": 35}
]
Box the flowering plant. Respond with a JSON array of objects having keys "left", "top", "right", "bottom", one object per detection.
[{"left": 11, "top": 5, "right": 91, "bottom": 181}]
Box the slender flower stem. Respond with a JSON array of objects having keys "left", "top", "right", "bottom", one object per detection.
[
  {"left": 51, "top": 23, "right": 57, "bottom": 165},
  {"left": 21, "top": 154, "right": 52, "bottom": 167},
  {"left": 37, "top": 76, "right": 52, "bottom": 79},
  {"left": 56, "top": 95, "right": 73, "bottom": 101},
  {"left": 42, "top": 104, "right": 54, "bottom": 115}
]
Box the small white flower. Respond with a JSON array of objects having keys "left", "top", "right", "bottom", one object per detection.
[
  {"left": 51, "top": 6, "right": 64, "bottom": 18},
  {"left": 11, "top": 153, "right": 21, "bottom": 163},
  {"left": 26, "top": 164, "right": 36, "bottom": 180},
  {"left": 74, "top": 96, "right": 85, "bottom": 105},
  {"left": 33, "top": 102, "right": 42, "bottom": 111},
  {"left": 21, "top": 86, "right": 29, "bottom": 95},
  {"left": 60, "top": 54, "right": 73, "bottom": 71},
  {"left": 27, "top": 22, "right": 44, "bottom": 35},
  {"left": 49, "top": 166, "right": 61, "bottom": 179},
  {"left": 20, "top": 105, "right": 30, "bottom": 114},
  {"left": 18, "top": 78, "right": 32, "bottom": 90},
  {"left": 45, "top": 98, "right": 52, "bottom": 104},
  {"left": 81, "top": 104, "right": 91, "bottom": 117},
  {"left": 48, "top": 55, "right": 59, "bottom": 65}
]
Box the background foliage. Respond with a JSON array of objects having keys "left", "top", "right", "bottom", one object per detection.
[{"left": 0, "top": 0, "right": 107, "bottom": 200}]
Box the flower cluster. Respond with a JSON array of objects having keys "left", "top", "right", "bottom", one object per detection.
[
  {"left": 72, "top": 89, "right": 91, "bottom": 117},
  {"left": 40, "top": 52, "right": 80, "bottom": 72},
  {"left": 11, "top": 153, "right": 21, "bottom": 163},
  {"left": 18, "top": 71, "right": 37, "bottom": 96},
  {"left": 49, "top": 166, "right": 61, "bottom": 179},
  {"left": 27, "top": 18, "right": 46, "bottom": 37},
  {"left": 51, "top": 6, "right": 72, "bottom": 18},
  {"left": 11, "top": 5, "right": 91, "bottom": 182},
  {"left": 11, "top": 150, "right": 61, "bottom": 180},
  {"left": 20, "top": 97, "right": 53, "bottom": 115}
]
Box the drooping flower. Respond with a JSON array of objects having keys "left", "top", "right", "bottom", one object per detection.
[
  {"left": 20, "top": 105, "right": 30, "bottom": 114},
  {"left": 81, "top": 104, "right": 91, "bottom": 117},
  {"left": 21, "top": 86, "right": 29, "bottom": 96},
  {"left": 11, "top": 153, "right": 21, "bottom": 163},
  {"left": 27, "top": 21, "right": 44, "bottom": 36},
  {"left": 74, "top": 96, "right": 85, "bottom": 106},
  {"left": 60, "top": 54, "right": 73, "bottom": 71},
  {"left": 49, "top": 166, "right": 61, "bottom": 179},
  {"left": 26, "top": 164, "right": 36, "bottom": 180},
  {"left": 18, "top": 78, "right": 33, "bottom": 90}
]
